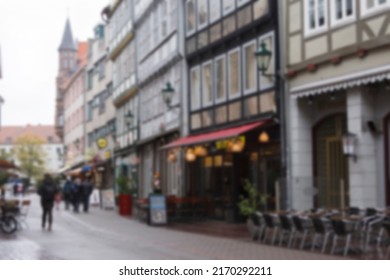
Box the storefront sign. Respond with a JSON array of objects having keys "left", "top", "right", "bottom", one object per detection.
[
  {"left": 215, "top": 136, "right": 246, "bottom": 150},
  {"left": 149, "top": 194, "right": 167, "bottom": 226},
  {"left": 97, "top": 138, "right": 108, "bottom": 150}
]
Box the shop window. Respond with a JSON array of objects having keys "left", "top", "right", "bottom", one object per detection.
[
  {"left": 202, "top": 110, "right": 214, "bottom": 127},
  {"left": 210, "top": 0, "right": 222, "bottom": 23},
  {"left": 331, "top": 0, "right": 355, "bottom": 27},
  {"left": 191, "top": 113, "right": 202, "bottom": 130},
  {"left": 214, "top": 156, "right": 223, "bottom": 167},
  {"left": 253, "top": 0, "right": 269, "bottom": 19},
  {"left": 222, "top": 0, "right": 235, "bottom": 15},
  {"left": 223, "top": 15, "right": 236, "bottom": 37},
  {"left": 190, "top": 66, "right": 201, "bottom": 111},
  {"left": 237, "top": 5, "right": 252, "bottom": 29},
  {"left": 204, "top": 157, "right": 213, "bottom": 168},
  {"left": 214, "top": 54, "right": 227, "bottom": 104},
  {"left": 186, "top": 37, "right": 197, "bottom": 54},
  {"left": 202, "top": 61, "right": 213, "bottom": 107},
  {"left": 197, "top": 0, "right": 209, "bottom": 30},
  {"left": 304, "top": 0, "right": 328, "bottom": 37},
  {"left": 237, "top": 0, "right": 251, "bottom": 7},
  {"left": 186, "top": 0, "right": 196, "bottom": 36},
  {"left": 215, "top": 105, "right": 228, "bottom": 125},
  {"left": 259, "top": 92, "right": 276, "bottom": 114},
  {"left": 228, "top": 48, "right": 241, "bottom": 100},
  {"left": 360, "top": 0, "right": 390, "bottom": 16},
  {"left": 228, "top": 101, "right": 241, "bottom": 122},
  {"left": 160, "top": 0, "right": 169, "bottom": 38},
  {"left": 197, "top": 29, "right": 209, "bottom": 49},
  {"left": 244, "top": 96, "right": 259, "bottom": 117},
  {"left": 210, "top": 23, "right": 222, "bottom": 43},
  {"left": 243, "top": 40, "right": 257, "bottom": 95}
]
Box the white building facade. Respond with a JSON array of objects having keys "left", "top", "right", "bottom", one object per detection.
[
  {"left": 135, "top": 0, "right": 187, "bottom": 198},
  {"left": 284, "top": 0, "right": 390, "bottom": 210}
]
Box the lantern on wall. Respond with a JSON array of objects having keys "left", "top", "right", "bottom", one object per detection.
[
  {"left": 194, "top": 145, "right": 208, "bottom": 157},
  {"left": 185, "top": 148, "right": 197, "bottom": 162},
  {"left": 258, "top": 131, "right": 270, "bottom": 143},
  {"left": 342, "top": 132, "right": 358, "bottom": 161},
  {"left": 167, "top": 150, "right": 177, "bottom": 163},
  {"left": 232, "top": 139, "right": 245, "bottom": 153}
]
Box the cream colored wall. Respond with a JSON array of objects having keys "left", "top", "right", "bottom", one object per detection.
[
  {"left": 286, "top": 0, "right": 390, "bottom": 76},
  {"left": 290, "top": 47, "right": 390, "bottom": 89},
  {"left": 85, "top": 28, "right": 114, "bottom": 158}
]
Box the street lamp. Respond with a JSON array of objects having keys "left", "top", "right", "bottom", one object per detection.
[
  {"left": 342, "top": 132, "right": 358, "bottom": 162},
  {"left": 161, "top": 82, "right": 175, "bottom": 108},
  {"left": 125, "top": 110, "right": 134, "bottom": 129},
  {"left": 255, "top": 42, "right": 272, "bottom": 76}
]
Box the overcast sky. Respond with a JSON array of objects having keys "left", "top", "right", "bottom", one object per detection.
[{"left": 0, "top": 0, "right": 109, "bottom": 126}]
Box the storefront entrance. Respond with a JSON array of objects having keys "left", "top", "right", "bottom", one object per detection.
[{"left": 313, "top": 114, "right": 349, "bottom": 209}]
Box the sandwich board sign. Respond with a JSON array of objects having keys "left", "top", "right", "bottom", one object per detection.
[{"left": 149, "top": 194, "right": 167, "bottom": 225}]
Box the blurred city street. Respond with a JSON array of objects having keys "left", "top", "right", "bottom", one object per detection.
[{"left": 0, "top": 194, "right": 346, "bottom": 260}]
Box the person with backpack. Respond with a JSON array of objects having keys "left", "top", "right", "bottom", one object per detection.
[
  {"left": 72, "top": 177, "right": 83, "bottom": 213},
  {"left": 62, "top": 176, "right": 74, "bottom": 210},
  {"left": 81, "top": 173, "right": 94, "bottom": 213},
  {"left": 37, "top": 173, "right": 59, "bottom": 231}
]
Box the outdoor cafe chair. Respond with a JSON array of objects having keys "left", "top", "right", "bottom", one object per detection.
[
  {"left": 292, "top": 215, "right": 311, "bottom": 249},
  {"left": 361, "top": 214, "right": 385, "bottom": 253},
  {"left": 311, "top": 216, "right": 333, "bottom": 254},
  {"left": 278, "top": 214, "right": 295, "bottom": 248},
  {"left": 330, "top": 219, "right": 354, "bottom": 256},
  {"left": 263, "top": 213, "right": 279, "bottom": 245},
  {"left": 16, "top": 199, "right": 31, "bottom": 230},
  {"left": 249, "top": 212, "right": 265, "bottom": 242}
]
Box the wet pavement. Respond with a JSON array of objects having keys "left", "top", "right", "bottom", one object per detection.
[{"left": 0, "top": 194, "right": 348, "bottom": 260}]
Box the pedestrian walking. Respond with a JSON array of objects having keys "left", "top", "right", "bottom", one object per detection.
[
  {"left": 81, "top": 173, "right": 94, "bottom": 213},
  {"left": 72, "top": 177, "right": 83, "bottom": 213},
  {"left": 62, "top": 176, "right": 74, "bottom": 210},
  {"left": 37, "top": 173, "right": 58, "bottom": 231}
]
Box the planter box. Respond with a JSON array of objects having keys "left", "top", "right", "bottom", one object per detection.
[{"left": 118, "top": 194, "right": 132, "bottom": 216}]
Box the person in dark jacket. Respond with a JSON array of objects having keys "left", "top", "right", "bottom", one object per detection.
[
  {"left": 37, "top": 174, "right": 58, "bottom": 231},
  {"left": 81, "top": 173, "right": 94, "bottom": 213},
  {"left": 62, "top": 176, "right": 74, "bottom": 210},
  {"left": 72, "top": 177, "right": 83, "bottom": 213}
]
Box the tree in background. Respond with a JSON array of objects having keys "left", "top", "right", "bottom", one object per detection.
[
  {"left": 13, "top": 134, "right": 47, "bottom": 184},
  {"left": 0, "top": 148, "right": 13, "bottom": 161}
]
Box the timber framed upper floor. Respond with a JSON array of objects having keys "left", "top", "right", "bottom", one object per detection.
[{"left": 285, "top": 0, "right": 390, "bottom": 77}]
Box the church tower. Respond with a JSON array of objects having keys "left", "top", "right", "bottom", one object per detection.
[
  {"left": 58, "top": 18, "right": 77, "bottom": 79},
  {"left": 55, "top": 18, "right": 77, "bottom": 140}
]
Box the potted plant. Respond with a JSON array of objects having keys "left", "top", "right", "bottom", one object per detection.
[
  {"left": 237, "top": 179, "right": 268, "bottom": 239},
  {"left": 116, "top": 175, "right": 136, "bottom": 216}
]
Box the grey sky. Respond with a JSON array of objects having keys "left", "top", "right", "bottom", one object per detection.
[{"left": 0, "top": 0, "right": 109, "bottom": 126}]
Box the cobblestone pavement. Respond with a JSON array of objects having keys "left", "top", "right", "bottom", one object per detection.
[{"left": 0, "top": 194, "right": 349, "bottom": 260}]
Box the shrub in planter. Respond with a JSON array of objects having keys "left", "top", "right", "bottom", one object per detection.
[{"left": 237, "top": 180, "right": 268, "bottom": 239}]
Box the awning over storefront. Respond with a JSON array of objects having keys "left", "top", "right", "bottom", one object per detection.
[
  {"left": 161, "top": 120, "right": 270, "bottom": 150},
  {"left": 291, "top": 65, "right": 390, "bottom": 98}
]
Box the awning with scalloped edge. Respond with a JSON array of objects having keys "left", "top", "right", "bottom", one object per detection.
[{"left": 291, "top": 65, "right": 390, "bottom": 98}]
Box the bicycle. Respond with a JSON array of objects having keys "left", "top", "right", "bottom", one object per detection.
[{"left": 0, "top": 201, "right": 19, "bottom": 234}]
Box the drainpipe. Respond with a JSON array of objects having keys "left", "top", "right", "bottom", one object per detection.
[{"left": 277, "top": 1, "right": 291, "bottom": 210}]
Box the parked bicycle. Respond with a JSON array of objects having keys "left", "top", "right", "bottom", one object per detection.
[{"left": 0, "top": 200, "right": 19, "bottom": 234}]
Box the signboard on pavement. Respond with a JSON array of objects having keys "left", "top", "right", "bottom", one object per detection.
[{"left": 149, "top": 194, "right": 167, "bottom": 225}]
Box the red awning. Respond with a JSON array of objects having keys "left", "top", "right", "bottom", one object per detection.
[{"left": 162, "top": 120, "right": 270, "bottom": 150}]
